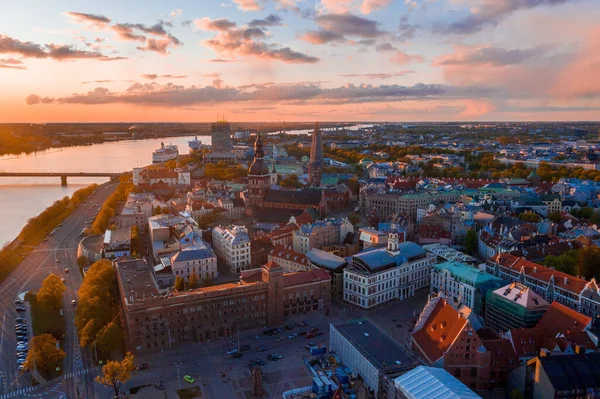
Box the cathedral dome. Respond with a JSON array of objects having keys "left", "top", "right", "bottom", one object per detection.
[{"left": 248, "top": 132, "right": 269, "bottom": 176}]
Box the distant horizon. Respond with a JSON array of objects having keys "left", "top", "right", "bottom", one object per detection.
[{"left": 1, "top": 120, "right": 600, "bottom": 125}]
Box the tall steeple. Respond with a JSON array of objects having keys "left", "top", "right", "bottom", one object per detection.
[{"left": 308, "top": 122, "right": 324, "bottom": 187}]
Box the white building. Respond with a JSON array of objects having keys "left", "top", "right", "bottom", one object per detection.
[
  {"left": 117, "top": 192, "right": 156, "bottom": 232},
  {"left": 330, "top": 320, "right": 414, "bottom": 398},
  {"left": 292, "top": 218, "right": 354, "bottom": 254},
  {"left": 102, "top": 227, "right": 131, "bottom": 259},
  {"left": 430, "top": 261, "right": 501, "bottom": 309},
  {"left": 343, "top": 233, "right": 436, "bottom": 309},
  {"left": 169, "top": 242, "right": 217, "bottom": 283},
  {"left": 211, "top": 225, "right": 251, "bottom": 273}
]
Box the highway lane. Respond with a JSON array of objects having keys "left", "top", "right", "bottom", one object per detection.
[{"left": 0, "top": 181, "right": 117, "bottom": 397}]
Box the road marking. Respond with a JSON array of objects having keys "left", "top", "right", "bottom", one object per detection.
[
  {"left": 0, "top": 279, "right": 15, "bottom": 296},
  {"left": 63, "top": 367, "right": 94, "bottom": 379},
  {"left": 0, "top": 385, "right": 36, "bottom": 398}
]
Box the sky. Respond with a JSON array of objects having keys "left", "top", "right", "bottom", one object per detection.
[{"left": 0, "top": 0, "right": 599, "bottom": 122}]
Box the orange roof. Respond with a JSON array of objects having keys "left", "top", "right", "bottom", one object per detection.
[
  {"left": 482, "top": 339, "right": 518, "bottom": 368},
  {"left": 536, "top": 302, "right": 591, "bottom": 336},
  {"left": 412, "top": 299, "right": 468, "bottom": 364},
  {"left": 148, "top": 169, "right": 178, "bottom": 179},
  {"left": 263, "top": 260, "right": 281, "bottom": 270},
  {"left": 268, "top": 224, "right": 299, "bottom": 240},
  {"left": 491, "top": 253, "right": 588, "bottom": 294},
  {"left": 509, "top": 328, "right": 548, "bottom": 358}
]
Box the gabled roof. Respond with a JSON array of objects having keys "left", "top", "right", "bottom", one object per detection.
[
  {"left": 264, "top": 187, "right": 323, "bottom": 206},
  {"left": 491, "top": 253, "right": 589, "bottom": 294},
  {"left": 537, "top": 301, "right": 591, "bottom": 336},
  {"left": 283, "top": 268, "right": 330, "bottom": 287},
  {"left": 412, "top": 298, "right": 468, "bottom": 364},
  {"left": 395, "top": 366, "right": 481, "bottom": 399}
]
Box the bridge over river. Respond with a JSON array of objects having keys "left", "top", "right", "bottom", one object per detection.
[{"left": 0, "top": 172, "right": 122, "bottom": 186}]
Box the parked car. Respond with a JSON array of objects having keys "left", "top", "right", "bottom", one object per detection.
[
  {"left": 254, "top": 359, "right": 265, "bottom": 366},
  {"left": 64, "top": 268, "right": 69, "bottom": 273},
  {"left": 226, "top": 349, "right": 238, "bottom": 356},
  {"left": 14, "top": 299, "right": 23, "bottom": 305},
  {"left": 15, "top": 318, "right": 26, "bottom": 323},
  {"left": 61, "top": 278, "right": 66, "bottom": 282},
  {"left": 256, "top": 346, "right": 267, "bottom": 352},
  {"left": 251, "top": 334, "right": 260, "bottom": 340},
  {"left": 306, "top": 333, "right": 316, "bottom": 339},
  {"left": 183, "top": 375, "right": 195, "bottom": 384},
  {"left": 285, "top": 325, "right": 294, "bottom": 330},
  {"left": 232, "top": 352, "right": 242, "bottom": 358},
  {"left": 17, "top": 345, "right": 28, "bottom": 351},
  {"left": 71, "top": 299, "right": 77, "bottom": 306},
  {"left": 267, "top": 353, "right": 283, "bottom": 361},
  {"left": 16, "top": 359, "right": 25, "bottom": 365},
  {"left": 15, "top": 307, "right": 26, "bottom": 312},
  {"left": 276, "top": 337, "right": 284, "bottom": 342},
  {"left": 309, "top": 328, "right": 319, "bottom": 333},
  {"left": 288, "top": 333, "right": 298, "bottom": 339},
  {"left": 154, "top": 381, "right": 165, "bottom": 390},
  {"left": 240, "top": 345, "right": 250, "bottom": 352},
  {"left": 136, "top": 364, "right": 149, "bottom": 371}
]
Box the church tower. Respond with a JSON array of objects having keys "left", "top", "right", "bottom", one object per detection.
[
  {"left": 246, "top": 132, "right": 271, "bottom": 212},
  {"left": 308, "top": 122, "right": 324, "bottom": 187}
]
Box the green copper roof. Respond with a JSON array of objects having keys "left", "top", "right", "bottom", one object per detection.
[{"left": 434, "top": 261, "right": 500, "bottom": 285}]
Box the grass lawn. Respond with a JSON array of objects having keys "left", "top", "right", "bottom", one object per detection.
[
  {"left": 27, "top": 294, "right": 66, "bottom": 341},
  {"left": 177, "top": 387, "right": 201, "bottom": 399}
]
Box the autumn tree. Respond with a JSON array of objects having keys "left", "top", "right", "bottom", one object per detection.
[
  {"left": 130, "top": 225, "right": 141, "bottom": 257},
  {"left": 76, "top": 260, "right": 119, "bottom": 347},
  {"left": 548, "top": 212, "right": 562, "bottom": 223},
  {"left": 23, "top": 334, "right": 65, "bottom": 376},
  {"left": 518, "top": 211, "right": 541, "bottom": 223},
  {"left": 96, "top": 352, "right": 135, "bottom": 397},
  {"left": 189, "top": 272, "right": 198, "bottom": 289},
  {"left": 96, "top": 321, "right": 123, "bottom": 356},
  {"left": 279, "top": 174, "right": 303, "bottom": 188},
  {"left": 577, "top": 246, "right": 600, "bottom": 280},
  {"left": 77, "top": 255, "right": 88, "bottom": 268},
  {"left": 37, "top": 274, "right": 66, "bottom": 310},
  {"left": 175, "top": 276, "right": 184, "bottom": 291}
]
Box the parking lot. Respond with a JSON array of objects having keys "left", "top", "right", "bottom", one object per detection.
[{"left": 121, "top": 291, "right": 430, "bottom": 398}]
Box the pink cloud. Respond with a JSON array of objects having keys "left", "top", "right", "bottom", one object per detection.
[
  {"left": 458, "top": 99, "right": 495, "bottom": 118},
  {"left": 361, "top": 0, "right": 393, "bottom": 14},
  {"left": 390, "top": 50, "right": 423, "bottom": 65},
  {"left": 552, "top": 26, "right": 600, "bottom": 98},
  {"left": 232, "top": 0, "right": 262, "bottom": 11}
]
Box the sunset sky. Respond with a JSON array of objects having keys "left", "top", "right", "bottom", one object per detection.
[{"left": 1, "top": 0, "right": 599, "bottom": 122}]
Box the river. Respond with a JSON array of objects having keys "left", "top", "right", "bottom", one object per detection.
[{"left": 0, "top": 124, "right": 372, "bottom": 246}]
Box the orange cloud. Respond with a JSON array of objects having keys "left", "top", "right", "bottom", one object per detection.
[{"left": 458, "top": 99, "right": 495, "bottom": 118}]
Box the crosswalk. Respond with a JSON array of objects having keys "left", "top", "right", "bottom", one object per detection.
[
  {"left": 0, "top": 386, "right": 36, "bottom": 398},
  {"left": 63, "top": 367, "right": 94, "bottom": 379}
]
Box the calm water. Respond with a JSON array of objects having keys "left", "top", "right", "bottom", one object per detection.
[
  {"left": 0, "top": 135, "right": 210, "bottom": 246},
  {"left": 0, "top": 124, "right": 372, "bottom": 246}
]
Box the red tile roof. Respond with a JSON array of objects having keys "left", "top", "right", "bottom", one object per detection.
[
  {"left": 509, "top": 328, "right": 548, "bottom": 358},
  {"left": 412, "top": 298, "right": 468, "bottom": 364},
  {"left": 536, "top": 302, "right": 591, "bottom": 336},
  {"left": 268, "top": 224, "right": 299, "bottom": 240},
  {"left": 269, "top": 245, "right": 308, "bottom": 266},
  {"left": 283, "top": 268, "right": 330, "bottom": 287},
  {"left": 490, "top": 253, "right": 589, "bottom": 294},
  {"left": 482, "top": 339, "right": 519, "bottom": 368}
]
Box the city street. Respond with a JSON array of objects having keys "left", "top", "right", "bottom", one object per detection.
[
  {"left": 113, "top": 291, "right": 429, "bottom": 399},
  {"left": 0, "top": 181, "right": 118, "bottom": 399}
]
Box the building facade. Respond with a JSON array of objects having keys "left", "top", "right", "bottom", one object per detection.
[
  {"left": 430, "top": 261, "right": 502, "bottom": 310},
  {"left": 115, "top": 259, "right": 331, "bottom": 354},
  {"left": 211, "top": 225, "right": 251, "bottom": 273},
  {"left": 170, "top": 242, "right": 218, "bottom": 283},
  {"left": 486, "top": 253, "right": 600, "bottom": 319},
  {"left": 343, "top": 234, "right": 436, "bottom": 309}
]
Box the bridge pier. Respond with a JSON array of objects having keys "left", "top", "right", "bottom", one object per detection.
[{"left": 60, "top": 176, "right": 67, "bottom": 186}]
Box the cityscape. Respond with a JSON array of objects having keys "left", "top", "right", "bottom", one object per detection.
[{"left": 1, "top": 1, "right": 600, "bottom": 399}]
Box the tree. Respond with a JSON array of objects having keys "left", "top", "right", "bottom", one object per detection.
[
  {"left": 175, "top": 276, "right": 184, "bottom": 291},
  {"left": 76, "top": 260, "right": 119, "bottom": 347},
  {"left": 518, "top": 211, "right": 541, "bottom": 223},
  {"left": 577, "top": 246, "right": 600, "bottom": 280},
  {"left": 96, "top": 352, "right": 135, "bottom": 398},
  {"left": 509, "top": 389, "right": 524, "bottom": 399},
  {"left": 37, "top": 274, "right": 66, "bottom": 310},
  {"left": 96, "top": 322, "right": 123, "bottom": 356},
  {"left": 348, "top": 212, "right": 360, "bottom": 226},
  {"left": 130, "top": 225, "right": 141, "bottom": 257},
  {"left": 548, "top": 212, "right": 562, "bottom": 223},
  {"left": 544, "top": 250, "right": 579, "bottom": 276},
  {"left": 464, "top": 229, "right": 478, "bottom": 255},
  {"left": 188, "top": 272, "right": 198, "bottom": 289},
  {"left": 279, "top": 174, "right": 303, "bottom": 188},
  {"left": 23, "top": 334, "right": 65, "bottom": 376}
]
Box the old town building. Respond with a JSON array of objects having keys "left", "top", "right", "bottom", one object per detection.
[{"left": 115, "top": 259, "right": 331, "bottom": 354}]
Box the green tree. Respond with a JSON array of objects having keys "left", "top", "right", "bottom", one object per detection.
[
  {"left": 348, "top": 212, "right": 360, "bottom": 226},
  {"left": 37, "top": 274, "right": 66, "bottom": 310},
  {"left": 464, "top": 229, "right": 478, "bottom": 255},
  {"left": 130, "top": 225, "right": 141, "bottom": 257},
  {"left": 577, "top": 246, "right": 600, "bottom": 280},
  {"left": 518, "top": 211, "right": 541, "bottom": 223},
  {"left": 544, "top": 250, "right": 579, "bottom": 276},
  {"left": 23, "top": 334, "right": 65, "bottom": 376},
  {"left": 175, "top": 276, "right": 184, "bottom": 291},
  {"left": 548, "top": 212, "right": 562, "bottom": 223},
  {"left": 189, "top": 272, "right": 198, "bottom": 289},
  {"left": 509, "top": 389, "right": 524, "bottom": 399},
  {"left": 96, "top": 352, "right": 135, "bottom": 398}
]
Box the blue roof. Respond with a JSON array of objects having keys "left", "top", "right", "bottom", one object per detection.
[
  {"left": 396, "top": 366, "right": 481, "bottom": 399},
  {"left": 172, "top": 247, "right": 215, "bottom": 262},
  {"left": 398, "top": 241, "right": 426, "bottom": 261},
  {"left": 306, "top": 248, "right": 346, "bottom": 270}
]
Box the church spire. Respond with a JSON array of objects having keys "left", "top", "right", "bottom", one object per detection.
[{"left": 308, "top": 122, "right": 323, "bottom": 187}]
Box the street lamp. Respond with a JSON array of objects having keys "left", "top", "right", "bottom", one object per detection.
[{"left": 175, "top": 362, "right": 182, "bottom": 391}]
